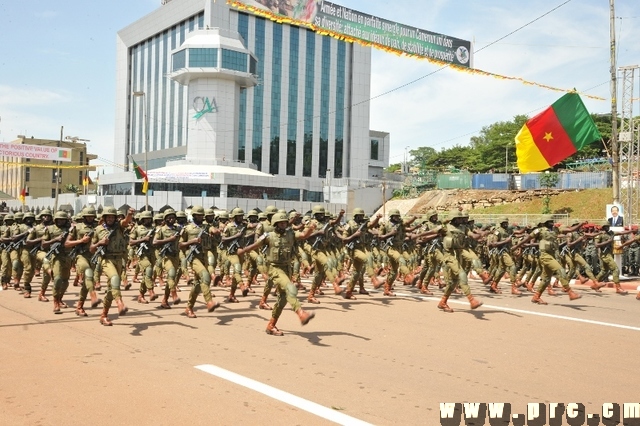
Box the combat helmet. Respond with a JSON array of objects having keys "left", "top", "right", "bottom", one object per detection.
[
  {"left": 54, "top": 211, "right": 68, "bottom": 220},
  {"left": 352, "top": 207, "right": 365, "bottom": 217},
  {"left": 103, "top": 206, "right": 118, "bottom": 216},
  {"left": 163, "top": 208, "right": 176, "bottom": 219},
  {"left": 388, "top": 208, "right": 401, "bottom": 217},
  {"left": 271, "top": 212, "right": 289, "bottom": 226}
]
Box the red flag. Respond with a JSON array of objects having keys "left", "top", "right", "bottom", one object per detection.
[{"left": 19, "top": 188, "right": 26, "bottom": 204}]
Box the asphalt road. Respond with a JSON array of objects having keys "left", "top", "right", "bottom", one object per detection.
[{"left": 1, "top": 272, "right": 639, "bottom": 426}]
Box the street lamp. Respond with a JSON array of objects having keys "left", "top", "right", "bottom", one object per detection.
[
  {"left": 404, "top": 146, "right": 410, "bottom": 174},
  {"left": 505, "top": 143, "right": 509, "bottom": 174},
  {"left": 132, "top": 91, "right": 149, "bottom": 211}
]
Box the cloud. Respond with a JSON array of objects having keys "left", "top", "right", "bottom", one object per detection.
[{"left": 0, "top": 85, "right": 69, "bottom": 107}]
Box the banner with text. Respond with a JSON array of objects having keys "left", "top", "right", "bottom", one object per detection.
[
  {"left": 228, "top": 0, "right": 473, "bottom": 68},
  {"left": 0, "top": 142, "right": 72, "bottom": 162}
]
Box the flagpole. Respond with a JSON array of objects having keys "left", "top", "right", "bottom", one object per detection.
[
  {"left": 54, "top": 126, "right": 62, "bottom": 212},
  {"left": 610, "top": 0, "right": 619, "bottom": 204}
]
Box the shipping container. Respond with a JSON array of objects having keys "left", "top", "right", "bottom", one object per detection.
[
  {"left": 559, "top": 172, "right": 611, "bottom": 189},
  {"left": 472, "top": 174, "right": 509, "bottom": 190},
  {"left": 437, "top": 173, "right": 472, "bottom": 189}
]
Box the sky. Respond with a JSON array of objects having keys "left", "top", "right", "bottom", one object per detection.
[{"left": 1, "top": 0, "right": 639, "bottom": 175}]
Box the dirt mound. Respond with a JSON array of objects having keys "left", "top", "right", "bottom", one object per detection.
[{"left": 409, "top": 189, "right": 536, "bottom": 214}]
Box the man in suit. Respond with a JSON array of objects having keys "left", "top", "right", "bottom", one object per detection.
[{"left": 608, "top": 206, "right": 624, "bottom": 227}]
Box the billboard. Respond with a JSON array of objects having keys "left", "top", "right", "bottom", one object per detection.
[
  {"left": 0, "top": 142, "right": 72, "bottom": 162},
  {"left": 228, "top": 0, "right": 473, "bottom": 68}
]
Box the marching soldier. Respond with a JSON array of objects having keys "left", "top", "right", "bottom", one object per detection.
[
  {"left": 437, "top": 210, "right": 483, "bottom": 313},
  {"left": 180, "top": 205, "right": 220, "bottom": 318},
  {"left": 488, "top": 217, "right": 521, "bottom": 295},
  {"left": 376, "top": 208, "right": 417, "bottom": 296},
  {"left": 90, "top": 207, "right": 135, "bottom": 325},
  {"left": 340, "top": 208, "right": 381, "bottom": 299},
  {"left": 42, "top": 211, "right": 74, "bottom": 314},
  {"left": 15, "top": 212, "right": 37, "bottom": 297},
  {"left": 128, "top": 210, "right": 157, "bottom": 304},
  {"left": 529, "top": 215, "right": 582, "bottom": 304},
  {"left": 67, "top": 208, "right": 101, "bottom": 315},
  {"left": 594, "top": 221, "right": 631, "bottom": 295},
  {"left": 153, "top": 209, "right": 182, "bottom": 308},
  {"left": 240, "top": 212, "right": 316, "bottom": 336},
  {"left": 221, "top": 207, "right": 249, "bottom": 302},
  {"left": 28, "top": 209, "right": 53, "bottom": 301},
  {"left": 305, "top": 205, "right": 345, "bottom": 303}
]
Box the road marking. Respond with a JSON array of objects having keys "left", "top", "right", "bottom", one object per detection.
[
  {"left": 392, "top": 291, "right": 640, "bottom": 332},
  {"left": 195, "top": 364, "right": 374, "bottom": 426}
]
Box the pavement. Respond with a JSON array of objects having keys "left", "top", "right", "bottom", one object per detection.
[{"left": 1, "top": 269, "right": 639, "bottom": 426}]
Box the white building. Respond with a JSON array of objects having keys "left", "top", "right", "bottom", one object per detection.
[{"left": 100, "top": 0, "right": 394, "bottom": 215}]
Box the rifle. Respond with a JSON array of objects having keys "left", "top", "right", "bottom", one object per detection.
[
  {"left": 90, "top": 228, "right": 116, "bottom": 267},
  {"left": 345, "top": 221, "right": 368, "bottom": 251},
  {"left": 158, "top": 230, "right": 181, "bottom": 258},
  {"left": 135, "top": 228, "right": 155, "bottom": 257},
  {"left": 8, "top": 231, "right": 30, "bottom": 251},
  {"left": 226, "top": 226, "right": 246, "bottom": 255},
  {"left": 311, "top": 222, "right": 331, "bottom": 250},
  {"left": 45, "top": 229, "right": 71, "bottom": 260},
  {"left": 380, "top": 223, "right": 400, "bottom": 251},
  {"left": 185, "top": 227, "right": 206, "bottom": 264},
  {"left": 29, "top": 242, "right": 42, "bottom": 255},
  {"left": 69, "top": 229, "right": 95, "bottom": 259}
]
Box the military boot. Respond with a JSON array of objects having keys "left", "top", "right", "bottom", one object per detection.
[
  {"left": 265, "top": 317, "right": 284, "bottom": 336},
  {"left": 296, "top": 309, "right": 315, "bottom": 325},
  {"left": 437, "top": 295, "right": 453, "bottom": 313}
]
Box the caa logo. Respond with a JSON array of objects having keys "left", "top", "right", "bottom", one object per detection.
[{"left": 193, "top": 96, "right": 218, "bottom": 120}]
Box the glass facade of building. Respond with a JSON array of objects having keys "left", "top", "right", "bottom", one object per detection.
[{"left": 126, "top": 8, "right": 353, "bottom": 181}]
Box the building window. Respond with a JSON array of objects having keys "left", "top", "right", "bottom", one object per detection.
[
  {"left": 221, "top": 49, "right": 247, "bottom": 72},
  {"left": 252, "top": 17, "right": 266, "bottom": 171},
  {"left": 52, "top": 169, "right": 57, "bottom": 183},
  {"left": 80, "top": 151, "right": 84, "bottom": 165},
  {"left": 318, "top": 36, "right": 331, "bottom": 178},
  {"left": 25, "top": 167, "right": 30, "bottom": 182},
  {"left": 371, "top": 139, "right": 379, "bottom": 161},
  {"left": 172, "top": 49, "right": 186, "bottom": 71},
  {"left": 303, "top": 29, "right": 315, "bottom": 177},
  {"left": 134, "top": 182, "right": 221, "bottom": 197},
  {"left": 227, "top": 185, "right": 299, "bottom": 201},
  {"left": 51, "top": 188, "right": 56, "bottom": 198},
  {"left": 189, "top": 48, "right": 217, "bottom": 67},
  {"left": 303, "top": 190, "right": 323, "bottom": 202},
  {"left": 79, "top": 171, "right": 83, "bottom": 186}
]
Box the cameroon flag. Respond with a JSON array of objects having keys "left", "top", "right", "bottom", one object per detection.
[
  {"left": 515, "top": 93, "right": 601, "bottom": 173},
  {"left": 130, "top": 157, "right": 149, "bottom": 194}
]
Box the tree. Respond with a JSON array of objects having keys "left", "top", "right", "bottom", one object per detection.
[
  {"left": 386, "top": 163, "right": 401, "bottom": 173},
  {"left": 63, "top": 184, "right": 81, "bottom": 195},
  {"left": 539, "top": 172, "right": 559, "bottom": 214},
  {"left": 409, "top": 146, "right": 436, "bottom": 170}
]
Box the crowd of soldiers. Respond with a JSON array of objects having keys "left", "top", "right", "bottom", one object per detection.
[{"left": 1, "top": 205, "right": 639, "bottom": 335}]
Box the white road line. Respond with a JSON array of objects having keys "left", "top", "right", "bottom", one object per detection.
[
  {"left": 195, "top": 364, "right": 374, "bottom": 426},
  {"left": 392, "top": 291, "right": 640, "bottom": 332}
]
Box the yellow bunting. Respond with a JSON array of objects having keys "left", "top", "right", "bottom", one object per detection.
[{"left": 227, "top": 0, "right": 605, "bottom": 101}]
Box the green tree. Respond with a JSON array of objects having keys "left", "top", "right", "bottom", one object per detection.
[
  {"left": 409, "top": 146, "right": 436, "bottom": 170},
  {"left": 63, "top": 184, "right": 81, "bottom": 195},
  {"left": 539, "top": 172, "right": 559, "bottom": 214},
  {"left": 386, "top": 163, "right": 401, "bottom": 173}
]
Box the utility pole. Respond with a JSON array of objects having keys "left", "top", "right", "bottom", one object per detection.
[{"left": 610, "top": 0, "right": 619, "bottom": 204}]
